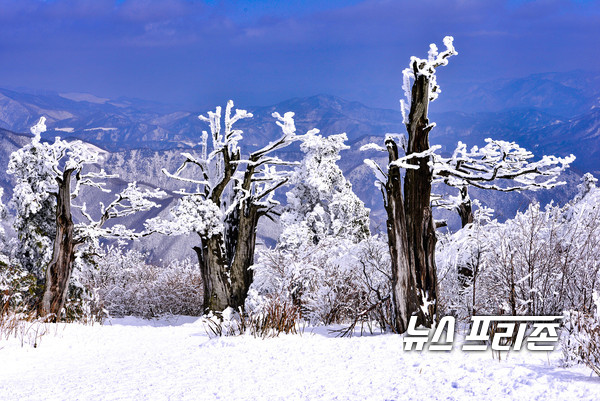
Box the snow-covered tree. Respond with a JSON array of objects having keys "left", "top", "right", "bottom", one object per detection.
[
  {"left": 280, "top": 132, "right": 370, "bottom": 247},
  {"left": 363, "top": 37, "right": 575, "bottom": 333},
  {"left": 247, "top": 133, "right": 377, "bottom": 324},
  {"left": 149, "top": 101, "right": 313, "bottom": 313},
  {"left": 7, "top": 117, "right": 165, "bottom": 319},
  {"left": 7, "top": 119, "right": 57, "bottom": 278}
]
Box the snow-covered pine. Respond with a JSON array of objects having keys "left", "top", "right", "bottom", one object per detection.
[
  {"left": 7, "top": 118, "right": 57, "bottom": 278},
  {"left": 149, "top": 101, "right": 313, "bottom": 313},
  {"left": 280, "top": 132, "right": 370, "bottom": 247},
  {"left": 7, "top": 117, "right": 165, "bottom": 319}
]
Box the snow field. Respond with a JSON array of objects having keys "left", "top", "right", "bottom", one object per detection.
[{"left": 1, "top": 317, "right": 599, "bottom": 400}]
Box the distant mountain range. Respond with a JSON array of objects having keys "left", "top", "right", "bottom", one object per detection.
[
  {"left": 0, "top": 70, "right": 598, "bottom": 261},
  {"left": 436, "top": 70, "right": 600, "bottom": 117},
  {"left": 1, "top": 70, "right": 598, "bottom": 157}
]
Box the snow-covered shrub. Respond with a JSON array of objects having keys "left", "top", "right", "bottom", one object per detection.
[
  {"left": 248, "top": 236, "right": 392, "bottom": 326},
  {"left": 247, "top": 132, "right": 389, "bottom": 328},
  {"left": 1, "top": 264, "right": 38, "bottom": 316},
  {"left": 561, "top": 293, "right": 600, "bottom": 376},
  {"left": 436, "top": 203, "right": 494, "bottom": 320},
  {"left": 481, "top": 177, "right": 600, "bottom": 316},
  {"left": 245, "top": 296, "right": 300, "bottom": 337},
  {"left": 203, "top": 307, "right": 246, "bottom": 337},
  {"left": 476, "top": 202, "right": 564, "bottom": 316},
  {"left": 79, "top": 247, "right": 203, "bottom": 318},
  {"left": 0, "top": 263, "right": 46, "bottom": 344},
  {"left": 437, "top": 173, "right": 600, "bottom": 319},
  {"left": 203, "top": 303, "right": 301, "bottom": 338}
]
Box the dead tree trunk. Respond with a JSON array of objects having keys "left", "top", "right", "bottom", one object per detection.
[
  {"left": 456, "top": 185, "right": 475, "bottom": 289},
  {"left": 402, "top": 71, "right": 439, "bottom": 328},
  {"left": 40, "top": 169, "right": 76, "bottom": 319},
  {"left": 383, "top": 139, "right": 418, "bottom": 333},
  {"left": 196, "top": 208, "right": 260, "bottom": 313}
]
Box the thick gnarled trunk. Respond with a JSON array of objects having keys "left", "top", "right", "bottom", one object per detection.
[
  {"left": 228, "top": 205, "right": 258, "bottom": 308},
  {"left": 196, "top": 202, "right": 260, "bottom": 313},
  {"left": 40, "top": 169, "right": 76, "bottom": 319},
  {"left": 195, "top": 234, "right": 231, "bottom": 312}
]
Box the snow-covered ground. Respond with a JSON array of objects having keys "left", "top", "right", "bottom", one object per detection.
[{"left": 1, "top": 317, "right": 598, "bottom": 400}]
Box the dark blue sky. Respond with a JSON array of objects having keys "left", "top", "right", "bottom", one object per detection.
[{"left": 1, "top": 0, "right": 598, "bottom": 110}]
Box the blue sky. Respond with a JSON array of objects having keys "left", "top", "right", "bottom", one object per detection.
[{"left": 0, "top": 0, "right": 598, "bottom": 110}]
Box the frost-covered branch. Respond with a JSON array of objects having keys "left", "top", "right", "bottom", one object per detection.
[
  {"left": 250, "top": 112, "right": 317, "bottom": 161},
  {"left": 400, "top": 36, "right": 457, "bottom": 124},
  {"left": 432, "top": 139, "right": 576, "bottom": 192}
]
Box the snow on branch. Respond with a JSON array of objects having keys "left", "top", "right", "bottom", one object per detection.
[
  {"left": 390, "top": 145, "right": 441, "bottom": 170},
  {"left": 363, "top": 159, "right": 387, "bottom": 188},
  {"left": 250, "top": 112, "right": 317, "bottom": 161},
  {"left": 198, "top": 100, "right": 252, "bottom": 157},
  {"left": 145, "top": 194, "right": 223, "bottom": 238},
  {"left": 432, "top": 139, "right": 576, "bottom": 192},
  {"left": 76, "top": 183, "right": 165, "bottom": 242},
  {"left": 360, "top": 133, "right": 407, "bottom": 154},
  {"left": 30, "top": 116, "right": 47, "bottom": 138},
  {"left": 400, "top": 36, "right": 457, "bottom": 124},
  {"left": 158, "top": 101, "right": 316, "bottom": 240},
  {"left": 361, "top": 140, "right": 441, "bottom": 187}
]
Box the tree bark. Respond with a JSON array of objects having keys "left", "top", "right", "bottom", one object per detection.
[
  {"left": 456, "top": 185, "right": 475, "bottom": 288},
  {"left": 402, "top": 68, "right": 439, "bottom": 328},
  {"left": 196, "top": 200, "right": 260, "bottom": 313},
  {"left": 195, "top": 233, "right": 231, "bottom": 312},
  {"left": 228, "top": 204, "right": 259, "bottom": 309},
  {"left": 40, "top": 169, "right": 76, "bottom": 319},
  {"left": 383, "top": 139, "right": 418, "bottom": 333}
]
